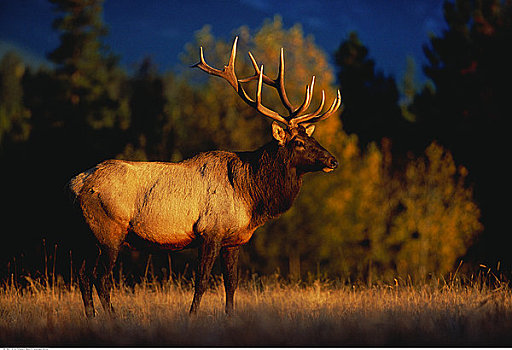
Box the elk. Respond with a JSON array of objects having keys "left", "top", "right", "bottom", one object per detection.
[{"left": 68, "top": 37, "right": 343, "bottom": 317}]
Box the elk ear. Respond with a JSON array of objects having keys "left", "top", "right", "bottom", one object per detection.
[
  {"left": 304, "top": 124, "right": 315, "bottom": 137},
  {"left": 272, "top": 121, "right": 287, "bottom": 146}
]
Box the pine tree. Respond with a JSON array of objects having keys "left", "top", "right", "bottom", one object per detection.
[
  {"left": 48, "top": 0, "right": 128, "bottom": 144},
  {"left": 118, "top": 58, "right": 169, "bottom": 161},
  {"left": 334, "top": 32, "right": 407, "bottom": 154}
]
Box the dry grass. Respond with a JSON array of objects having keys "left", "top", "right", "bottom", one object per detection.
[{"left": 1, "top": 276, "right": 512, "bottom": 346}]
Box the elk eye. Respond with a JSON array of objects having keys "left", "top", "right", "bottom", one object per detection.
[{"left": 294, "top": 140, "right": 305, "bottom": 148}]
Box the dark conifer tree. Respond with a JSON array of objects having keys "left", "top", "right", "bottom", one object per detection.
[
  {"left": 123, "top": 58, "right": 168, "bottom": 161},
  {"left": 411, "top": 0, "right": 512, "bottom": 270},
  {"left": 334, "top": 32, "right": 409, "bottom": 156},
  {"left": 47, "top": 0, "right": 128, "bottom": 165}
]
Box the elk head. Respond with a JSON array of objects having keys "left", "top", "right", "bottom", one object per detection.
[{"left": 193, "top": 37, "right": 343, "bottom": 174}]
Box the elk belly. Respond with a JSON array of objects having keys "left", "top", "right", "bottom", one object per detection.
[
  {"left": 129, "top": 209, "right": 197, "bottom": 248},
  {"left": 130, "top": 185, "right": 201, "bottom": 246}
]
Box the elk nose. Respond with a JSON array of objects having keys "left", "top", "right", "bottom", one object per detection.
[{"left": 322, "top": 157, "right": 338, "bottom": 173}]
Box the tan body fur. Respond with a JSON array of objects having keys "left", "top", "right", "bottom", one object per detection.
[{"left": 69, "top": 152, "right": 257, "bottom": 252}]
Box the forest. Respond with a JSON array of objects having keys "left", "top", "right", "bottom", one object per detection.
[{"left": 0, "top": 0, "right": 510, "bottom": 284}]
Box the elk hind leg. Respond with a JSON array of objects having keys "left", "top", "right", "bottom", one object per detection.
[
  {"left": 77, "top": 245, "right": 99, "bottom": 318},
  {"left": 93, "top": 245, "right": 119, "bottom": 315}
]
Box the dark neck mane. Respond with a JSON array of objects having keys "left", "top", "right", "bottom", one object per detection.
[{"left": 232, "top": 141, "right": 303, "bottom": 227}]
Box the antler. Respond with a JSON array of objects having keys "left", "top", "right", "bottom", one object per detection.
[{"left": 193, "top": 36, "right": 343, "bottom": 128}]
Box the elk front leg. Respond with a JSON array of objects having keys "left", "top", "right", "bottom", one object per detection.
[
  {"left": 221, "top": 246, "right": 239, "bottom": 314},
  {"left": 189, "top": 238, "right": 221, "bottom": 314}
]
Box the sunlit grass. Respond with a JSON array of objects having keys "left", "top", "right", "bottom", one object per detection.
[{"left": 1, "top": 274, "right": 512, "bottom": 346}]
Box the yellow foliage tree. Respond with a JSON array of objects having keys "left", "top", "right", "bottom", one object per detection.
[{"left": 390, "top": 142, "right": 482, "bottom": 277}]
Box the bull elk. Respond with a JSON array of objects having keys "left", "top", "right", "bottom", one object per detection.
[{"left": 68, "top": 37, "right": 343, "bottom": 317}]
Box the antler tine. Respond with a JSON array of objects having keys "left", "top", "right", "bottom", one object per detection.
[
  {"left": 239, "top": 52, "right": 274, "bottom": 85},
  {"left": 289, "top": 89, "right": 325, "bottom": 125},
  {"left": 239, "top": 49, "right": 295, "bottom": 115},
  {"left": 319, "top": 89, "right": 343, "bottom": 121},
  {"left": 290, "top": 76, "right": 315, "bottom": 121},
  {"left": 193, "top": 37, "right": 239, "bottom": 92},
  {"left": 193, "top": 37, "right": 263, "bottom": 108},
  {"left": 255, "top": 65, "right": 290, "bottom": 125},
  {"left": 298, "top": 89, "right": 343, "bottom": 125},
  {"left": 313, "top": 90, "right": 326, "bottom": 116},
  {"left": 277, "top": 48, "right": 295, "bottom": 114},
  {"left": 308, "top": 90, "right": 326, "bottom": 119}
]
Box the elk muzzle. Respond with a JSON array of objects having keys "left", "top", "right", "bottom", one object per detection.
[{"left": 322, "top": 156, "right": 338, "bottom": 173}]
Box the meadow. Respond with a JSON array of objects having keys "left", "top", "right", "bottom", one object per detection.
[{"left": 1, "top": 272, "right": 512, "bottom": 347}]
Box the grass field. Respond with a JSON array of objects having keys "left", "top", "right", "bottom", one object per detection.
[{"left": 1, "top": 274, "right": 512, "bottom": 346}]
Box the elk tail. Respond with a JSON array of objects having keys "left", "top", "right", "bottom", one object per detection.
[{"left": 66, "top": 167, "right": 95, "bottom": 204}]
